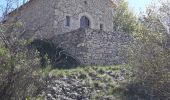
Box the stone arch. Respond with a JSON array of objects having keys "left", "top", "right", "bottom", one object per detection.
[
  {"left": 79, "top": 12, "right": 94, "bottom": 29},
  {"left": 80, "top": 16, "right": 90, "bottom": 28}
]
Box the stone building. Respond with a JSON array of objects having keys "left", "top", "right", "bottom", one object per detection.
[
  {"left": 53, "top": 28, "right": 132, "bottom": 66},
  {"left": 6, "top": 0, "right": 132, "bottom": 66},
  {"left": 7, "top": 0, "right": 116, "bottom": 38}
]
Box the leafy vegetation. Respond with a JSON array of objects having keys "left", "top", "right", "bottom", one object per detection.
[
  {"left": 0, "top": 22, "right": 47, "bottom": 99},
  {"left": 49, "top": 65, "right": 132, "bottom": 100},
  {"left": 0, "top": 0, "right": 170, "bottom": 99},
  {"left": 121, "top": 0, "right": 170, "bottom": 99},
  {"left": 113, "top": 0, "right": 139, "bottom": 33},
  {"left": 29, "top": 39, "right": 80, "bottom": 69}
]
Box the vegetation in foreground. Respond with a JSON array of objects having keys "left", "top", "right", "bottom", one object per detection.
[
  {"left": 41, "top": 65, "right": 132, "bottom": 100},
  {"left": 0, "top": 0, "right": 170, "bottom": 100}
]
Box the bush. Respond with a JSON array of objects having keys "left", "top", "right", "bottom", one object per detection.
[
  {"left": 123, "top": 23, "right": 170, "bottom": 100},
  {"left": 29, "top": 39, "right": 81, "bottom": 69},
  {"left": 0, "top": 22, "right": 46, "bottom": 99}
]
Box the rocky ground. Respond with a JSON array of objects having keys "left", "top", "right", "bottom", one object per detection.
[
  {"left": 44, "top": 77, "right": 91, "bottom": 100},
  {"left": 42, "top": 66, "right": 132, "bottom": 100}
]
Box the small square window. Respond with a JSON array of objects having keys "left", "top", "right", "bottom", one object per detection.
[
  {"left": 66, "top": 16, "right": 70, "bottom": 27},
  {"left": 100, "top": 24, "right": 103, "bottom": 30}
]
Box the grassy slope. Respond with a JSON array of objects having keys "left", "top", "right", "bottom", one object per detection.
[{"left": 43, "top": 65, "right": 132, "bottom": 99}]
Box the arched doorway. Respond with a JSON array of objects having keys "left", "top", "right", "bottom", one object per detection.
[{"left": 80, "top": 16, "right": 90, "bottom": 28}]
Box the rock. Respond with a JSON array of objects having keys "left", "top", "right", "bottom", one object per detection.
[
  {"left": 43, "top": 77, "right": 91, "bottom": 100},
  {"left": 118, "top": 76, "right": 125, "bottom": 81},
  {"left": 52, "top": 87, "right": 57, "bottom": 91}
]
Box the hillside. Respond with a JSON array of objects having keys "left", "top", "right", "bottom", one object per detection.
[
  {"left": 0, "top": 0, "right": 170, "bottom": 100},
  {"left": 41, "top": 65, "right": 132, "bottom": 100}
]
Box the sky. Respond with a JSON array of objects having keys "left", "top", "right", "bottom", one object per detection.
[
  {"left": 126, "top": 0, "right": 152, "bottom": 15},
  {"left": 0, "top": 0, "right": 152, "bottom": 17}
]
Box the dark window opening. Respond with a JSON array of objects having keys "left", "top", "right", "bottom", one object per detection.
[
  {"left": 84, "top": 1, "right": 87, "bottom": 5},
  {"left": 66, "top": 16, "right": 70, "bottom": 27},
  {"left": 80, "top": 16, "right": 90, "bottom": 28},
  {"left": 100, "top": 24, "right": 103, "bottom": 30}
]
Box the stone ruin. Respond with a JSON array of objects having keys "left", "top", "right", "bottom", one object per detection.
[{"left": 51, "top": 28, "right": 132, "bottom": 66}]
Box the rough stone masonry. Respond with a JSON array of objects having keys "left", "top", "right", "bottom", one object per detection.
[
  {"left": 52, "top": 28, "right": 132, "bottom": 66},
  {"left": 6, "top": 0, "right": 132, "bottom": 66}
]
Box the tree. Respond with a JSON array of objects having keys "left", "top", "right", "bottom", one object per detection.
[
  {"left": 0, "top": 1, "right": 47, "bottom": 99},
  {"left": 0, "top": 0, "right": 29, "bottom": 20},
  {"left": 113, "top": 0, "right": 138, "bottom": 33},
  {"left": 123, "top": 0, "right": 170, "bottom": 99}
]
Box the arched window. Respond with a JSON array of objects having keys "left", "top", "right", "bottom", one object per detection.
[{"left": 80, "top": 16, "right": 90, "bottom": 28}]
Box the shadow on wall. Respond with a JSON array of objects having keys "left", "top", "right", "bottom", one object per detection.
[{"left": 28, "top": 39, "right": 81, "bottom": 69}]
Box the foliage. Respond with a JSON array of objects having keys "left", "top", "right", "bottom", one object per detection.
[
  {"left": 0, "top": 21, "right": 46, "bottom": 99},
  {"left": 123, "top": 0, "right": 170, "bottom": 99},
  {"left": 113, "top": 0, "right": 139, "bottom": 33},
  {"left": 49, "top": 65, "right": 131, "bottom": 100},
  {"left": 29, "top": 39, "right": 80, "bottom": 69}
]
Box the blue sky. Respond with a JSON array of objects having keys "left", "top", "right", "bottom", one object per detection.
[{"left": 126, "top": 0, "right": 152, "bottom": 15}]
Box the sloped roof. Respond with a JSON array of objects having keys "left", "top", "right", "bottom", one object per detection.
[
  {"left": 7, "top": 0, "right": 35, "bottom": 16},
  {"left": 7, "top": 0, "right": 116, "bottom": 17}
]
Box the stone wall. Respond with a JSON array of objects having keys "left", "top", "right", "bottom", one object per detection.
[
  {"left": 5, "top": 0, "right": 127, "bottom": 66},
  {"left": 7, "top": 0, "right": 56, "bottom": 39},
  {"left": 53, "top": 0, "right": 115, "bottom": 34},
  {"left": 7, "top": 0, "right": 116, "bottom": 38},
  {"left": 52, "top": 28, "right": 132, "bottom": 66}
]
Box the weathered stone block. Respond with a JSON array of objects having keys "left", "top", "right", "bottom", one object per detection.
[{"left": 53, "top": 28, "right": 132, "bottom": 66}]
